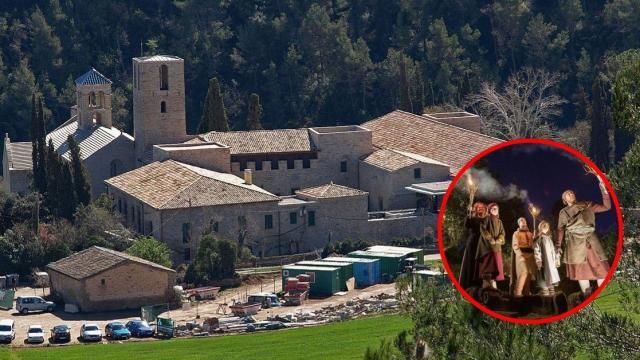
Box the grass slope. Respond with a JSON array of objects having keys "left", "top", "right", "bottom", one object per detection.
[{"left": 0, "top": 314, "right": 410, "bottom": 360}]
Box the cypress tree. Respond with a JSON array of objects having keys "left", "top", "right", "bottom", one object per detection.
[
  {"left": 399, "top": 55, "right": 413, "bottom": 112},
  {"left": 45, "top": 139, "right": 61, "bottom": 216},
  {"left": 36, "top": 98, "right": 47, "bottom": 191},
  {"left": 30, "top": 94, "right": 39, "bottom": 191},
  {"left": 60, "top": 162, "right": 77, "bottom": 220},
  {"left": 246, "top": 93, "right": 263, "bottom": 130},
  {"left": 30, "top": 95, "right": 47, "bottom": 193},
  {"left": 199, "top": 77, "right": 229, "bottom": 133},
  {"left": 67, "top": 135, "right": 91, "bottom": 206},
  {"left": 590, "top": 79, "right": 610, "bottom": 170}
]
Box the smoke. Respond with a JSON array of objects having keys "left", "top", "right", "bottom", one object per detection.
[{"left": 459, "top": 167, "right": 529, "bottom": 202}]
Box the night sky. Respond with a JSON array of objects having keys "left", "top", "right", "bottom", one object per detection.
[{"left": 478, "top": 143, "right": 618, "bottom": 234}]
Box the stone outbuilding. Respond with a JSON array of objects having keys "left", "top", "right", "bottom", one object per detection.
[{"left": 46, "top": 246, "right": 176, "bottom": 312}]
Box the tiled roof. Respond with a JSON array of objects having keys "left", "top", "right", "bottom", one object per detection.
[
  {"left": 362, "top": 149, "right": 448, "bottom": 172},
  {"left": 46, "top": 246, "right": 174, "bottom": 280},
  {"left": 296, "top": 183, "right": 368, "bottom": 199},
  {"left": 361, "top": 110, "right": 501, "bottom": 175},
  {"left": 75, "top": 68, "right": 112, "bottom": 85},
  {"left": 105, "top": 160, "right": 279, "bottom": 209},
  {"left": 188, "top": 129, "right": 313, "bottom": 155},
  {"left": 4, "top": 118, "right": 131, "bottom": 170},
  {"left": 47, "top": 118, "right": 133, "bottom": 161},
  {"left": 5, "top": 141, "right": 33, "bottom": 170},
  {"left": 135, "top": 55, "right": 183, "bottom": 62}
]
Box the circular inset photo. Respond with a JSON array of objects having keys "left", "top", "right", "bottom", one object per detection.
[{"left": 438, "top": 139, "right": 623, "bottom": 324}]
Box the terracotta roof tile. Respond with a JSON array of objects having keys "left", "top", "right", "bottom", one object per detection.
[
  {"left": 361, "top": 110, "right": 501, "bottom": 174},
  {"left": 189, "top": 129, "right": 313, "bottom": 154},
  {"left": 296, "top": 183, "right": 367, "bottom": 199},
  {"left": 46, "top": 246, "right": 174, "bottom": 280},
  {"left": 362, "top": 149, "right": 448, "bottom": 172},
  {"left": 105, "top": 160, "right": 279, "bottom": 209}
]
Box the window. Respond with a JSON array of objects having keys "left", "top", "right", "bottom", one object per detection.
[
  {"left": 184, "top": 247, "right": 191, "bottom": 261},
  {"left": 308, "top": 211, "right": 316, "bottom": 226},
  {"left": 212, "top": 221, "right": 219, "bottom": 233},
  {"left": 265, "top": 214, "right": 273, "bottom": 229},
  {"left": 160, "top": 64, "right": 169, "bottom": 90},
  {"left": 101, "top": 279, "right": 105, "bottom": 286},
  {"left": 98, "top": 92, "right": 105, "bottom": 108},
  {"left": 123, "top": 200, "right": 128, "bottom": 216},
  {"left": 88, "top": 92, "right": 96, "bottom": 107},
  {"left": 303, "top": 159, "right": 311, "bottom": 168},
  {"left": 182, "top": 223, "right": 191, "bottom": 243},
  {"left": 137, "top": 207, "right": 142, "bottom": 232},
  {"left": 414, "top": 168, "right": 422, "bottom": 179},
  {"left": 287, "top": 159, "right": 295, "bottom": 169},
  {"left": 239, "top": 161, "right": 246, "bottom": 171},
  {"left": 255, "top": 161, "right": 262, "bottom": 171},
  {"left": 340, "top": 160, "right": 347, "bottom": 173},
  {"left": 289, "top": 212, "right": 297, "bottom": 225},
  {"left": 118, "top": 199, "right": 122, "bottom": 213},
  {"left": 110, "top": 159, "right": 122, "bottom": 177},
  {"left": 130, "top": 206, "right": 135, "bottom": 223},
  {"left": 271, "top": 160, "right": 279, "bottom": 170},
  {"left": 160, "top": 101, "right": 166, "bottom": 113}
]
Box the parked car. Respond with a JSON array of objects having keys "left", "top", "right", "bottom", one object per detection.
[
  {"left": 0, "top": 319, "right": 15, "bottom": 343},
  {"left": 50, "top": 325, "right": 71, "bottom": 343},
  {"left": 126, "top": 320, "right": 155, "bottom": 337},
  {"left": 80, "top": 323, "right": 102, "bottom": 342},
  {"left": 26, "top": 325, "right": 45, "bottom": 344},
  {"left": 16, "top": 296, "right": 55, "bottom": 314},
  {"left": 105, "top": 322, "right": 131, "bottom": 340}
]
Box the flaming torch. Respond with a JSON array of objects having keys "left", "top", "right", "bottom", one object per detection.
[{"left": 528, "top": 203, "right": 540, "bottom": 232}]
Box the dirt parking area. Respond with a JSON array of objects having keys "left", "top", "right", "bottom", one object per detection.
[
  {"left": 0, "top": 287, "right": 148, "bottom": 347},
  {"left": 1, "top": 274, "right": 399, "bottom": 348}
]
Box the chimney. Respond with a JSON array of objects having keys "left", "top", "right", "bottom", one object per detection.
[{"left": 244, "top": 169, "right": 253, "bottom": 185}]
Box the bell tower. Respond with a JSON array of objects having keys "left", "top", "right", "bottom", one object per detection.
[
  {"left": 75, "top": 68, "right": 113, "bottom": 130},
  {"left": 132, "top": 55, "right": 187, "bottom": 166}
]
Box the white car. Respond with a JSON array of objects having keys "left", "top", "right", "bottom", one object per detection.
[
  {"left": 0, "top": 319, "right": 15, "bottom": 343},
  {"left": 80, "top": 323, "right": 102, "bottom": 342},
  {"left": 26, "top": 325, "right": 44, "bottom": 344}
]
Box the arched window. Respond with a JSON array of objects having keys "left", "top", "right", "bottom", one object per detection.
[
  {"left": 160, "top": 101, "right": 166, "bottom": 113},
  {"left": 88, "top": 92, "right": 96, "bottom": 107},
  {"left": 160, "top": 64, "right": 168, "bottom": 90},
  {"left": 98, "top": 91, "right": 105, "bottom": 108}
]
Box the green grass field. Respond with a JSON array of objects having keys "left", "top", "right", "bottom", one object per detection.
[{"left": 0, "top": 314, "right": 411, "bottom": 360}]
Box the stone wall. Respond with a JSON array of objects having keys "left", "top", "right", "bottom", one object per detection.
[{"left": 85, "top": 134, "right": 135, "bottom": 199}]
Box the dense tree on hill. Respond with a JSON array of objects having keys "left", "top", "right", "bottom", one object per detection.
[
  {"left": 590, "top": 79, "right": 611, "bottom": 171},
  {"left": 67, "top": 135, "right": 90, "bottom": 206},
  {"left": 199, "top": 77, "right": 228, "bottom": 133},
  {"left": 246, "top": 93, "right": 263, "bottom": 130}
]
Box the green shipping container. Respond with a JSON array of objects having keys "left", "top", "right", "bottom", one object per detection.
[
  {"left": 348, "top": 250, "right": 405, "bottom": 282},
  {"left": 282, "top": 265, "right": 341, "bottom": 296},
  {"left": 296, "top": 260, "right": 354, "bottom": 291}
]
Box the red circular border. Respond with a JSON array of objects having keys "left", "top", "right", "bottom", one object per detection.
[{"left": 437, "top": 138, "right": 624, "bottom": 325}]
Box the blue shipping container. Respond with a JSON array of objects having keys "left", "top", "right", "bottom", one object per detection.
[{"left": 322, "top": 257, "right": 380, "bottom": 288}]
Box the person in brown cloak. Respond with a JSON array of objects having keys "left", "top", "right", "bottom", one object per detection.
[{"left": 555, "top": 176, "right": 611, "bottom": 295}]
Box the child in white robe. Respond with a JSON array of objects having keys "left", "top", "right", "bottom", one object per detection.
[{"left": 534, "top": 220, "right": 561, "bottom": 296}]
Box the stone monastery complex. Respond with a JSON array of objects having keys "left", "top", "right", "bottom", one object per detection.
[{"left": 3, "top": 55, "right": 500, "bottom": 264}]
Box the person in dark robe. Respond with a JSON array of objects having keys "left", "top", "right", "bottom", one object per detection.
[
  {"left": 458, "top": 202, "right": 487, "bottom": 290},
  {"left": 476, "top": 203, "right": 505, "bottom": 289}
]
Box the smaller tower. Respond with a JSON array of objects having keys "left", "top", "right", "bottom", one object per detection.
[{"left": 75, "top": 68, "right": 113, "bottom": 130}]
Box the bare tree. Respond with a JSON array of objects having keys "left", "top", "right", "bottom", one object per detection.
[{"left": 467, "top": 68, "right": 566, "bottom": 139}]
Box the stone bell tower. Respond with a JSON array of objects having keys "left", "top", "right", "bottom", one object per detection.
[
  {"left": 132, "top": 55, "right": 187, "bottom": 166},
  {"left": 75, "top": 68, "right": 113, "bottom": 130}
]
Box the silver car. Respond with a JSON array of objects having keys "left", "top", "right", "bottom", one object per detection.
[
  {"left": 16, "top": 296, "right": 55, "bottom": 314},
  {"left": 80, "top": 323, "right": 102, "bottom": 342}
]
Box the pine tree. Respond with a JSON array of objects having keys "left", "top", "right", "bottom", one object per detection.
[
  {"left": 199, "top": 77, "right": 229, "bottom": 133},
  {"left": 246, "top": 93, "right": 263, "bottom": 130},
  {"left": 590, "top": 79, "right": 610, "bottom": 170},
  {"left": 399, "top": 55, "right": 413, "bottom": 112},
  {"left": 67, "top": 135, "right": 91, "bottom": 206}
]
